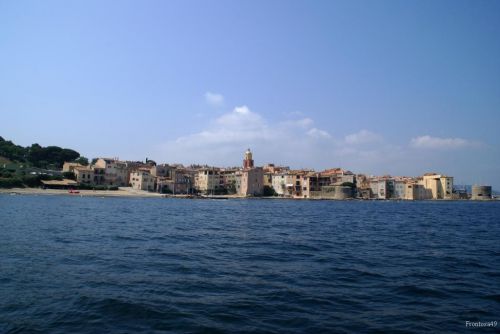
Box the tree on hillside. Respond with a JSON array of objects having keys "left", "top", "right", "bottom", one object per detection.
[
  {"left": 0, "top": 137, "right": 27, "bottom": 162},
  {"left": 74, "top": 156, "right": 89, "bottom": 165},
  {"left": 1, "top": 136, "right": 82, "bottom": 169},
  {"left": 27, "top": 144, "right": 80, "bottom": 168}
]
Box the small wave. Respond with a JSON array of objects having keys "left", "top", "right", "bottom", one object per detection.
[
  {"left": 76, "top": 296, "right": 179, "bottom": 321},
  {"left": 113, "top": 235, "right": 145, "bottom": 241},
  {"left": 4, "top": 325, "right": 44, "bottom": 334},
  {"left": 481, "top": 294, "right": 500, "bottom": 303},
  {"left": 393, "top": 285, "right": 449, "bottom": 298}
]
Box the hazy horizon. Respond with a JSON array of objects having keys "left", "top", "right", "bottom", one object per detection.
[{"left": 1, "top": 0, "right": 499, "bottom": 188}]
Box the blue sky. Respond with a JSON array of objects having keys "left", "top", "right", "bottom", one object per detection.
[{"left": 1, "top": 0, "right": 499, "bottom": 188}]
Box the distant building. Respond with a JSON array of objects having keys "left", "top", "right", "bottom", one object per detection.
[
  {"left": 62, "top": 162, "right": 85, "bottom": 173},
  {"left": 239, "top": 167, "right": 264, "bottom": 196},
  {"left": 420, "top": 173, "right": 453, "bottom": 199},
  {"left": 238, "top": 149, "right": 264, "bottom": 196},
  {"left": 301, "top": 172, "right": 332, "bottom": 198},
  {"left": 220, "top": 169, "right": 240, "bottom": 195},
  {"left": 243, "top": 149, "right": 254, "bottom": 169},
  {"left": 93, "top": 158, "right": 129, "bottom": 186},
  {"left": 405, "top": 182, "right": 429, "bottom": 200},
  {"left": 195, "top": 168, "right": 223, "bottom": 194},
  {"left": 471, "top": 185, "right": 492, "bottom": 200},
  {"left": 320, "top": 168, "right": 355, "bottom": 184},
  {"left": 130, "top": 169, "right": 155, "bottom": 191},
  {"left": 73, "top": 166, "right": 94, "bottom": 185},
  {"left": 92, "top": 167, "right": 106, "bottom": 185},
  {"left": 271, "top": 172, "right": 297, "bottom": 197},
  {"left": 393, "top": 179, "right": 407, "bottom": 199},
  {"left": 369, "top": 178, "right": 388, "bottom": 199}
]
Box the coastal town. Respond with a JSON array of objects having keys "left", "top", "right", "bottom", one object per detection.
[{"left": 34, "top": 148, "right": 491, "bottom": 201}]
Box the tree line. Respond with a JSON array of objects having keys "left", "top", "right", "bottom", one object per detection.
[{"left": 0, "top": 136, "right": 87, "bottom": 168}]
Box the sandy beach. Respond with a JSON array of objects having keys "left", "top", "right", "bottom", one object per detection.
[
  {"left": 0, "top": 187, "right": 169, "bottom": 198},
  {"left": 0, "top": 187, "right": 250, "bottom": 199}
]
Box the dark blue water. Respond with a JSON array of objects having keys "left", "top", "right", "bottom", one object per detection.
[{"left": 1, "top": 195, "right": 499, "bottom": 333}]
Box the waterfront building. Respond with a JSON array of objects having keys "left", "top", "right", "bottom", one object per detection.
[
  {"left": 262, "top": 164, "right": 290, "bottom": 194},
  {"left": 369, "top": 178, "right": 388, "bottom": 199},
  {"left": 239, "top": 167, "right": 264, "bottom": 196},
  {"left": 405, "top": 182, "right": 429, "bottom": 200},
  {"left": 301, "top": 172, "right": 331, "bottom": 198},
  {"left": 232, "top": 149, "right": 264, "bottom": 196},
  {"left": 151, "top": 164, "right": 176, "bottom": 178},
  {"left": 420, "top": 173, "right": 453, "bottom": 199},
  {"left": 471, "top": 185, "right": 492, "bottom": 200},
  {"left": 243, "top": 149, "right": 254, "bottom": 169},
  {"left": 219, "top": 169, "right": 239, "bottom": 194},
  {"left": 130, "top": 168, "right": 156, "bottom": 191},
  {"left": 195, "top": 168, "right": 223, "bottom": 194},
  {"left": 393, "top": 178, "right": 407, "bottom": 199},
  {"left": 92, "top": 167, "right": 105, "bottom": 185},
  {"left": 320, "top": 168, "right": 355, "bottom": 184},
  {"left": 93, "top": 158, "right": 129, "bottom": 186},
  {"left": 274, "top": 170, "right": 310, "bottom": 198},
  {"left": 151, "top": 164, "right": 194, "bottom": 194},
  {"left": 272, "top": 172, "right": 297, "bottom": 197},
  {"left": 62, "top": 162, "right": 85, "bottom": 173},
  {"left": 73, "top": 166, "right": 94, "bottom": 185}
]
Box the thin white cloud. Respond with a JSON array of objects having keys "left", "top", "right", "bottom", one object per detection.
[
  {"left": 410, "top": 135, "right": 476, "bottom": 150},
  {"left": 279, "top": 118, "right": 314, "bottom": 129},
  {"left": 307, "top": 128, "right": 331, "bottom": 139},
  {"left": 154, "top": 105, "right": 484, "bottom": 180},
  {"left": 344, "top": 130, "right": 383, "bottom": 145},
  {"left": 176, "top": 106, "right": 270, "bottom": 147},
  {"left": 204, "top": 92, "right": 224, "bottom": 107},
  {"left": 158, "top": 105, "right": 333, "bottom": 166}
]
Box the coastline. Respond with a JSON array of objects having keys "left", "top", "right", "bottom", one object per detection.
[
  {"left": 0, "top": 187, "right": 166, "bottom": 198},
  {"left": 1, "top": 187, "right": 497, "bottom": 201},
  {"left": 0, "top": 187, "right": 250, "bottom": 199}
]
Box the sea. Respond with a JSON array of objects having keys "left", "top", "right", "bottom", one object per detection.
[{"left": 0, "top": 195, "right": 499, "bottom": 333}]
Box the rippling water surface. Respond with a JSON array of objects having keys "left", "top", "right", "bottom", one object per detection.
[{"left": 0, "top": 195, "right": 499, "bottom": 333}]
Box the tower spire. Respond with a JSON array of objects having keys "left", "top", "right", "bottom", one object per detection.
[{"left": 243, "top": 148, "right": 254, "bottom": 169}]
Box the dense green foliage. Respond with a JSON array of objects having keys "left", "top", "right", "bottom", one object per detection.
[
  {"left": 63, "top": 171, "right": 77, "bottom": 180},
  {"left": 0, "top": 172, "right": 63, "bottom": 188},
  {"left": 0, "top": 136, "right": 87, "bottom": 188},
  {"left": 0, "top": 136, "right": 26, "bottom": 162},
  {"left": 263, "top": 185, "right": 277, "bottom": 196},
  {"left": 0, "top": 136, "right": 84, "bottom": 169},
  {"left": 74, "top": 156, "right": 89, "bottom": 165}
]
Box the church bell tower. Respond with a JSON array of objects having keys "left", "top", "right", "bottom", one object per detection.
[{"left": 243, "top": 148, "right": 254, "bottom": 169}]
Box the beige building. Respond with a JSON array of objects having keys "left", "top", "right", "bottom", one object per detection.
[
  {"left": 239, "top": 167, "right": 264, "bottom": 196},
  {"left": 320, "top": 168, "right": 355, "bottom": 184},
  {"left": 130, "top": 169, "right": 156, "bottom": 191},
  {"left": 152, "top": 164, "right": 194, "bottom": 194},
  {"left": 73, "top": 166, "right": 94, "bottom": 185},
  {"left": 301, "top": 172, "right": 332, "bottom": 198},
  {"left": 369, "top": 178, "right": 388, "bottom": 199},
  {"left": 420, "top": 173, "right": 453, "bottom": 199},
  {"left": 94, "top": 158, "right": 129, "bottom": 186},
  {"left": 405, "top": 182, "right": 431, "bottom": 200},
  {"left": 235, "top": 149, "right": 264, "bottom": 196},
  {"left": 220, "top": 169, "right": 239, "bottom": 194},
  {"left": 62, "top": 162, "right": 85, "bottom": 173},
  {"left": 195, "top": 168, "right": 223, "bottom": 194},
  {"left": 271, "top": 170, "right": 308, "bottom": 197},
  {"left": 271, "top": 173, "right": 291, "bottom": 196}
]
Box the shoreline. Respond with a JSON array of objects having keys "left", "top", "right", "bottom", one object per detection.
[
  {"left": 0, "top": 187, "right": 497, "bottom": 201},
  {"left": 0, "top": 187, "right": 249, "bottom": 199},
  {"left": 0, "top": 187, "right": 165, "bottom": 198}
]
